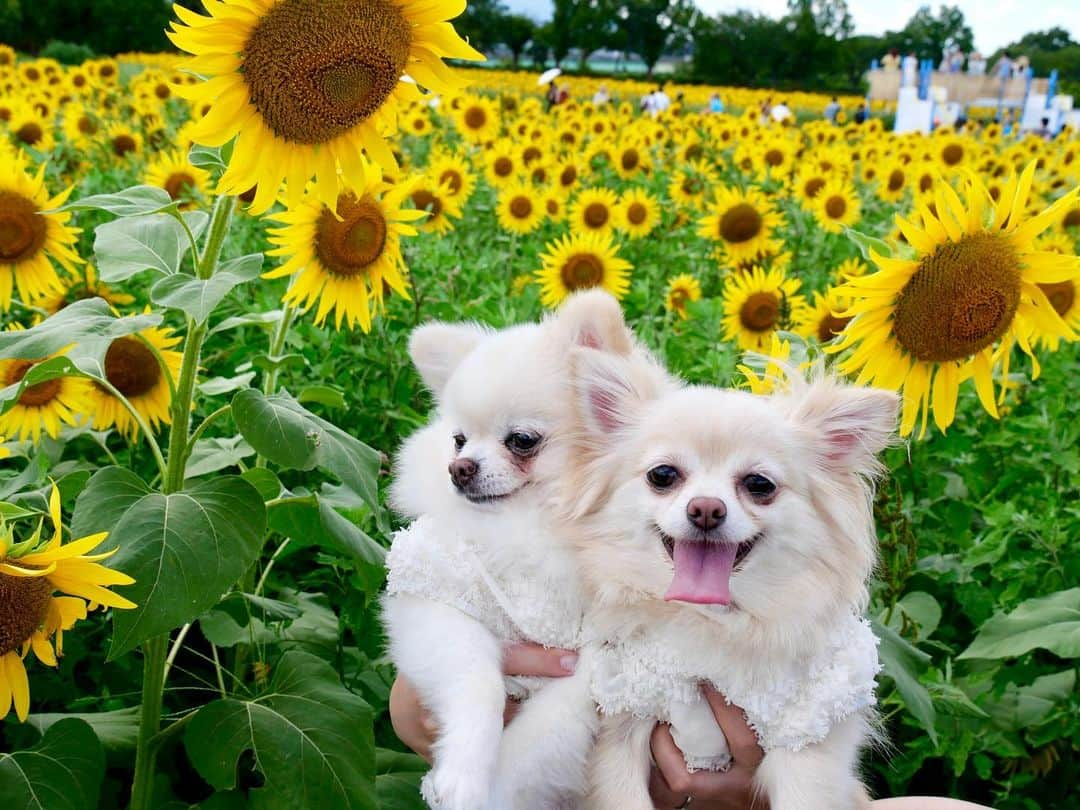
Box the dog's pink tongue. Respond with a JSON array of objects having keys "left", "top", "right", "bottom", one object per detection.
[{"left": 665, "top": 541, "right": 737, "bottom": 605}]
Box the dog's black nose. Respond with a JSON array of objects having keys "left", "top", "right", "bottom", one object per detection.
[
  {"left": 449, "top": 458, "right": 479, "bottom": 489},
  {"left": 687, "top": 497, "right": 726, "bottom": 531}
]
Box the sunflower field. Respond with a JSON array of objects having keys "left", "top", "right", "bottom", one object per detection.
[{"left": 0, "top": 1, "right": 1078, "bottom": 807}]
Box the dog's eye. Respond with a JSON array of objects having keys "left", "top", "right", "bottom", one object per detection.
[
  {"left": 453, "top": 433, "right": 467, "bottom": 451},
  {"left": 743, "top": 473, "right": 776, "bottom": 498},
  {"left": 646, "top": 465, "right": 680, "bottom": 489},
  {"left": 505, "top": 431, "right": 541, "bottom": 455}
]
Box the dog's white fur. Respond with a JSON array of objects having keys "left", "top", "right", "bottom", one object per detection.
[
  {"left": 567, "top": 349, "right": 898, "bottom": 810},
  {"left": 383, "top": 292, "right": 638, "bottom": 810}
]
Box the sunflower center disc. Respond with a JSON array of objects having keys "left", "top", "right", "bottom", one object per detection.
[
  {"left": 765, "top": 149, "right": 783, "bottom": 166},
  {"left": 817, "top": 313, "right": 851, "bottom": 342},
  {"left": 560, "top": 166, "right": 577, "bottom": 186},
  {"left": 78, "top": 116, "right": 97, "bottom": 135},
  {"left": 15, "top": 123, "right": 43, "bottom": 146},
  {"left": 893, "top": 234, "right": 1022, "bottom": 362},
  {"left": 242, "top": 0, "right": 412, "bottom": 145},
  {"left": 439, "top": 170, "right": 463, "bottom": 193},
  {"left": 942, "top": 144, "right": 964, "bottom": 165},
  {"left": 523, "top": 146, "right": 541, "bottom": 164},
  {"left": 804, "top": 177, "right": 825, "bottom": 198},
  {"left": 1063, "top": 208, "right": 1080, "bottom": 228},
  {"left": 627, "top": 202, "right": 647, "bottom": 225},
  {"left": 825, "top": 195, "right": 847, "bottom": 219},
  {"left": 105, "top": 337, "right": 162, "bottom": 398},
  {"left": 561, "top": 254, "right": 604, "bottom": 291},
  {"left": 0, "top": 572, "right": 52, "bottom": 655},
  {"left": 685, "top": 143, "right": 703, "bottom": 160},
  {"left": 682, "top": 177, "right": 703, "bottom": 195},
  {"left": 464, "top": 106, "right": 487, "bottom": 130},
  {"left": 1039, "top": 281, "right": 1075, "bottom": 316},
  {"left": 584, "top": 202, "right": 609, "bottom": 228},
  {"left": 887, "top": 170, "right": 904, "bottom": 191},
  {"left": 410, "top": 189, "right": 442, "bottom": 220},
  {"left": 164, "top": 173, "right": 195, "bottom": 201},
  {"left": 494, "top": 157, "right": 513, "bottom": 177},
  {"left": 6, "top": 359, "right": 62, "bottom": 407},
  {"left": 621, "top": 149, "right": 639, "bottom": 171},
  {"left": 720, "top": 203, "right": 763, "bottom": 243},
  {"left": 316, "top": 194, "right": 389, "bottom": 277},
  {"left": 0, "top": 192, "right": 46, "bottom": 262},
  {"left": 740, "top": 291, "right": 779, "bottom": 331},
  {"left": 510, "top": 197, "right": 532, "bottom": 219},
  {"left": 112, "top": 135, "right": 137, "bottom": 156}
]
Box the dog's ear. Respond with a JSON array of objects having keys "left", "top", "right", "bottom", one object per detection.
[
  {"left": 554, "top": 290, "right": 634, "bottom": 356},
  {"left": 793, "top": 381, "right": 899, "bottom": 474},
  {"left": 408, "top": 322, "right": 487, "bottom": 396},
  {"left": 573, "top": 347, "right": 669, "bottom": 437}
]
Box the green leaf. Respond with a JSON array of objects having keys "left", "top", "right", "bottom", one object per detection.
[
  {"left": 184, "top": 650, "right": 376, "bottom": 810},
  {"left": 844, "top": 227, "right": 892, "bottom": 262},
  {"left": 188, "top": 144, "right": 228, "bottom": 172},
  {"left": 200, "top": 591, "right": 336, "bottom": 653},
  {"left": 0, "top": 718, "right": 105, "bottom": 809},
  {"left": 872, "top": 618, "right": 937, "bottom": 744},
  {"left": 71, "top": 466, "right": 151, "bottom": 540},
  {"left": 27, "top": 707, "right": 140, "bottom": 752},
  {"left": 150, "top": 254, "right": 263, "bottom": 324},
  {"left": 250, "top": 353, "right": 308, "bottom": 374},
  {"left": 0, "top": 299, "right": 161, "bottom": 361},
  {"left": 267, "top": 495, "right": 385, "bottom": 569},
  {"left": 297, "top": 385, "right": 347, "bottom": 410},
  {"left": 94, "top": 210, "right": 209, "bottom": 281},
  {"left": 242, "top": 468, "right": 282, "bottom": 501},
  {"left": 983, "top": 670, "right": 1077, "bottom": 731},
  {"left": 0, "top": 357, "right": 82, "bottom": 414},
  {"left": 886, "top": 591, "right": 942, "bottom": 640},
  {"left": 57, "top": 184, "right": 177, "bottom": 217},
  {"left": 959, "top": 588, "right": 1080, "bottom": 660},
  {"left": 106, "top": 476, "right": 267, "bottom": 658},
  {"left": 232, "top": 390, "right": 381, "bottom": 513},
  {"left": 376, "top": 773, "right": 427, "bottom": 810},
  {"left": 209, "top": 310, "right": 284, "bottom": 336},
  {"left": 0, "top": 502, "right": 37, "bottom": 520},
  {"left": 185, "top": 436, "right": 255, "bottom": 479},
  {"left": 200, "top": 372, "right": 256, "bottom": 397}
]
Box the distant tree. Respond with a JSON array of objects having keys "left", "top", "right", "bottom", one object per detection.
[
  {"left": 550, "top": 0, "right": 575, "bottom": 66},
  {"left": 0, "top": 0, "right": 174, "bottom": 54},
  {"left": 528, "top": 24, "right": 553, "bottom": 68},
  {"left": 617, "top": 0, "right": 696, "bottom": 77},
  {"left": 692, "top": 12, "right": 788, "bottom": 87},
  {"left": 455, "top": 0, "right": 509, "bottom": 53},
  {"left": 570, "top": 0, "right": 619, "bottom": 70},
  {"left": 500, "top": 14, "right": 536, "bottom": 68},
  {"left": 894, "top": 4, "right": 973, "bottom": 62}
]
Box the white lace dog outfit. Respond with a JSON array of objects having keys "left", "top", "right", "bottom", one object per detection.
[{"left": 590, "top": 615, "right": 881, "bottom": 771}]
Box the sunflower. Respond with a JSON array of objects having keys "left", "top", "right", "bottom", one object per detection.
[
  {"left": 737, "top": 332, "right": 794, "bottom": 395},
  {"left": 569, "top": 187, "right": 619, "bottom": 236},
  {"left": 0, "top": 484, "right": 135, "bottom": 722},
  {"left": 878, "top": 161, "right": 910, "bottom": 203},
  {"left": 6, "top": 102, "right": 54, "bottom": 153},
  {"left": 535, "top": 231, "right": 632, "bottom": 308},
  {"left": 698, "top": 185, "right": 782, "bottom": 262},
  {"left": 0, "top": 351, "right": 94, "bottom": 442},
  {"left": 832, "top": 163, "right": 1080, "bottom": 437},
  {"left": 33, "top": 264, "right": 135, "bottom": 315},
  {"left": 0, "top": 151, "right": 82, "bottom": 310},
  {"left": 812, "top": 179, "right": 861, "bottom": 234},
  {"left": 554, "top": 158, "right": 584, "bottom": 193},
  {"left": 797, "top": 287, "right": 852, "bottom": 344},
  {"left": 497, "top": 182, "right": 544, "bottom": 235},
  {"left": 721, "top": 265, "right": 806, "bottom": 351},
  {"left": 484, "top": 141, "right": 520, "bottom": 188},
  {"left": 167, "top": 0, "right": 483, "bottom": 214},
  {"left": 61, "top": 106, "right": 101, "bottom": 148},
  {"left": 618, "top": 188, "right": 660, "bottom": 239},
  {"left": 541, "top": 188, "right": 568, "bottom": 223},
  {"left": 668, "top": 160, "right": 718, "bottom": 209},
  {"left": 613, "top": 141, "right": 649, "bottom": 179},
  {"left": 792, "top": 165, "right": 829, "bottom": 207},
  {"left": 835, "top": 257, "right": 868, "bottom": 281},
  {"left": 409, "top": 175, "right": 462, "bottom": 235},
  {"left": 104, "top": 123, "right": 142, "bottom": 161},
  {"left": 756, "top": 138, "right": 797, "bottom": 178},
  {"left": 403, "top": 106, "right": 432, "bottom": 136},
  {"left": 934, "top": 135, "right": 969, "bottom": 171},
  {"left": 88, "top": 326, "right": 183, "bottom": 438},
  {"left": 144, "top": 148, "right": 210, "bottom": 207},
  {"left": 664, "top": 273, "right": 701, "bottom": 319},
  {"left": 1056, "top": 200, "right": 1080, "bottom": 232},
  {"left": 265, "top": 172, "right": 421, "bottom": 331},
  {"left": 453, "top": 94, "right": 501, "bottom": 144},
  {"left": 427, "top": 152, "right": 476, "bottom": 206}
]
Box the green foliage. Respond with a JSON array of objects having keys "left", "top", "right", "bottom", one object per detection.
[
  {"left": 0, "top": 0, "right": 173, "bottom": 54},
  {"left": 38, "top": 40, "right": 95, "bottom": 64},
  {"left": 0, "top": 719, "right": 105, "bottom": 809}
]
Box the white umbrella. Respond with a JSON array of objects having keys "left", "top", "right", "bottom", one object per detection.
[{"left": 537, "top": 67, "right": 562, "bottom": 86}]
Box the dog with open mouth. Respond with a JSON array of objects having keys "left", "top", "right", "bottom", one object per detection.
[
  {"left": 567, "top": 347, "right": 899, "bottom": 810},
  {"left": 383, "top": 291, "right": 642, "bottom": 810}
]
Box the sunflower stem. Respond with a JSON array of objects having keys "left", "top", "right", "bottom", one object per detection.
[
  {"left": 254, "top": 302, "right": 296, "bottom": 471},
  {"left": 130, "top": 195, "right": 235, "bottom": 810},
  {"left": 92, "top": 376, "right": 167, "bottom": 482},
  {"left": 129, "top": 633, "right": 167, "bottom": 810}
]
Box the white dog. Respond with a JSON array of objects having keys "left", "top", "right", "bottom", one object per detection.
[
  {"left": 567, "top": 348, "right": 898, "bottom": 810},
  {"left": 383, "top": 292, "right": 638, "bottom": 810}
]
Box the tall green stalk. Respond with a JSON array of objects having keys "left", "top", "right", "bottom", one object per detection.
[{"left": 128, "top": 194, "right": 236, "bottom": 810}]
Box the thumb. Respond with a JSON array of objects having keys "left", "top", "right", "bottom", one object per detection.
[{"left": 502, "top": 642, "right": 578, "bottom": 677}]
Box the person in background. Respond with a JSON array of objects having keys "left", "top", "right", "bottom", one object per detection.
[
  {"left": 1013, "top": 54, "right": 1030, "bottom": 77},
  {"left": 770, "top": 98, "right": 792, "bottom": 123},
  {"left": 949, "top": 49, "right": 964, "bottom": 73},
  {"left": 759, "top": 96, "right": 772, "bottom": 124},
  {"left": 854, "top": 102, "right": 869, "bottom": 124},
  {"left": 546, "top": 80, "right": 561, "bottom": 112},
  {"left": 994, "top": 53, "right": 1013, "bottom": 82},
  {"left": 968, "top": 51, "right": 986, "bottom": 76},
  {"left": 650, "top": 83, "right": 671, "bottom": 116},
  {"left": 592, "top": 83, "right": 610, "bottom": 106},
  {"left": 1036, "top": 116, "right": 1054, "bottom": 141},
  {"left": 901, "top": 52, "right": 918, "bottom": 87},
  {"left": 709, "top": 92, "right": 724, "bottom": 113},
  {"left": 824, "top": 96, "right": 841, "bottom": 123},
  {"left": 881, "top": 48, "right": 900, "bottom": 71}
]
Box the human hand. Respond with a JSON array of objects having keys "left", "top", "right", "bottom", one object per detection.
[
  {"left": 388, "top": 642, "right": 579, "bottom": 763},
  {"left": 649, "top": 685, "right": 767, "bottom": 810}
]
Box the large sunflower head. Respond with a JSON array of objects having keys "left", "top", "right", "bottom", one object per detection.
[
  {"left": 832, "top": 163, "right": 1080, "bottom": 437},
  {"left": 167, "top": 0, "right": 483, "bottom": 214},
  {"left": 698, "top": 185, "right": 783, "bottom": 262},
  {"left": 0, "top": 484, "right": 135, "bottom": 722},
  {"left": 569, "top": 187, "right": 620, "bottom": 236},
  {"left": 535, "top": 230, "right": 632, "bottom": 308},
  {"left": 497, "top": 182, "right": 544, "bottom": 235},
  {"left": 265, "top": 171, "right": 422, "bottom": 331},
  {"left": 721, "top": 265, "right": 806, "bottom": 351},
  {"left": 89, "top": 325, "right": 184, "bottom": 438},
  {"left": 0, "top": 152, "right": 82, "bottom": 311},
  {"left": 0, "top": 349, "right": 94, "bottom": 443}
]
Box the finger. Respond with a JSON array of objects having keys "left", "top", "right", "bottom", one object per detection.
[
  {"left": 703, "top": 685, "right": 765, "bottom": 767},
  {"left": 649, "top": 766, "right": 689, "bottom": 809},
  {"left": 388, "top": 676, "right": 435, "bottom": 763},
  {"left": 650, "top": 723, "right": 695, "bottom": 796},
  {"left": 503, "top": 697, "right": 522, "bottom": 726},
  {"left": 502, "top": 642, "right": 578, "bottom": 677}
]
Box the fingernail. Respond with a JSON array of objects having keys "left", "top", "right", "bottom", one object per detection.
[{"left": 560, "top": 653, "right": 578, "bottom": 673}]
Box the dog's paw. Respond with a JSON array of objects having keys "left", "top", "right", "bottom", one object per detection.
[{"left": 421, "top": 766, "right": 491, "bottom": 810}]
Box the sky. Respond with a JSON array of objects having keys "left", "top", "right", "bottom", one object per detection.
[{"left": 502, "top": 0, "right": 1080, "bottom": 55}]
